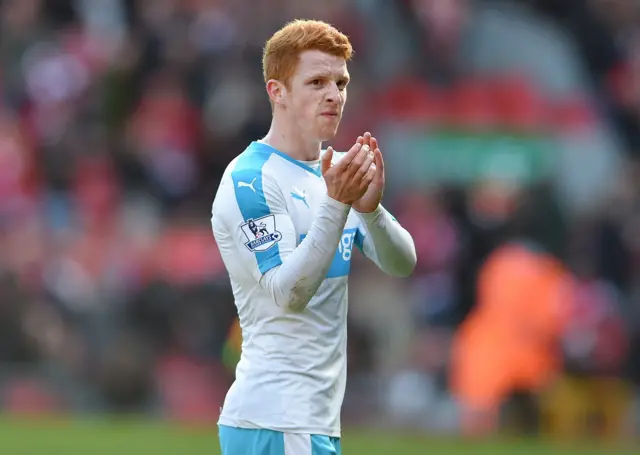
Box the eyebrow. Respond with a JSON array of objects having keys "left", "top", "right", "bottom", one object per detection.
[{"left": 306, "top": 72, "right": 350, "bottom": 82}]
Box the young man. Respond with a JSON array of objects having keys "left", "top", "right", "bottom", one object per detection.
[{"left": 211, "top": 19, "right": 416, "bottom": 455}]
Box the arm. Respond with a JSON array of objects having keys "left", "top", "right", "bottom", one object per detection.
[
  {"left": 355, "top": 205, "right": 416, "bottom": 277},
  {"left": 348, "top": 134, "right": 416, "bottom": 277},
  {"left": 260, "top": 193, "right": 350, "bottom": 312},
  {"left": 218, "top": 166, "right": 350, "bottom": 313}
]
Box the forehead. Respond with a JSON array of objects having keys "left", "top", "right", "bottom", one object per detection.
[{"left": 294, "top": 50, "right": 349, "bottom": 79}]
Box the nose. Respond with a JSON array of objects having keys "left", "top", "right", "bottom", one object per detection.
[{"left": 325, "top": 82, "right": 341, "bottom": 104}]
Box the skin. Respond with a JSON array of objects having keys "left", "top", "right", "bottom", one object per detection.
[
  {"left": 352, "top": 132, "right": 385, "bottom": 213},
  {"left": 262, "top": 49, "right": 385, "bottom": 212}
]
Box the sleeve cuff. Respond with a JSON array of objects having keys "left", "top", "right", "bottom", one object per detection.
[
  {"left": 324, "top": 195, "right": 352, "bottom": 216},
  {"left": 354, "top": 205, "right": 385, "bottom": 224}
]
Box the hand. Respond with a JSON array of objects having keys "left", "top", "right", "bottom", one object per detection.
[
  {"left": 352, "top": 132, "right": 385, "bottom": 213},
  {"left": 322, "top": 141, "right": 376, "bottom": 205}
]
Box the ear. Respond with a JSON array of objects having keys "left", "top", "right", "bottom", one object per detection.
[{"left": 266, "top": 79, "right": 287, "bottom": 107}]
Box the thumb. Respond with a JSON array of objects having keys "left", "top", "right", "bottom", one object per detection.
[{"left": 321, "top": 147, "right": 334, "bottom": 175}]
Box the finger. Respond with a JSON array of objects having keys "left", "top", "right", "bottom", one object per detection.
[
  {"left": 321, "top": 147, "right": 334, "bottom": 175},
  {"left": 358, "top": 165, "right": 377, "bottom": 191},
  {"left": 356, "top": 135, "right": 364, "bottom": 146},
  {"left": 353, "top": 148, "right": 375, "bottom": 181},
  {"left": 363, "top": 132, "right": 372, "bottom": 148},
  {"left": 365, "top": 164, "right": 377, "bottom": 183},
  {"left": 374, "top": 148, "right": 384, "bottom": 178},
  {"left": 370, "top": 137, "right": 378, "bottom": 152},
  {"left": 333, "top": 142, "right": 362, "bottom": 171},
  {"left": 346, "top": 144, "right": 370, "bottom": 177}
]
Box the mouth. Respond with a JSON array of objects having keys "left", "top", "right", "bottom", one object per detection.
[{"left": 320, "top": 112, "right": 339, "bottom": 118}]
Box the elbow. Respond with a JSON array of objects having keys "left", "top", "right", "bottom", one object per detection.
[
  {"left": 401, "top": 259, "right": 417, "bottom": 278},
  {"left": 388, "top": 247, "right": 417, "bottom": 278},
  {"left": 279, "top": 277, "right": 315, "bottom": 313},
  {"left": 394, "top": 256, "right": 417, "bottom": 278},
  {"left": 388, "top": 232, "right": 417, "bottom": 278},
  {"left": 274, "top": 293, "right": 309, "bottom": 313},
  {"left": 282, "top": 297, "right": 309, "bottom": 313},
  {"left": 263, "top": 268, "right": 319, "bottom": 313}
]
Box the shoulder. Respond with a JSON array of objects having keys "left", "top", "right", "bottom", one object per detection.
[
  {"left": 223, "top": 142, "right": 286, "bottom": 196},
  {"left": 231, "top": 143, "right": 278, "bottom": 182},
  {"left": 217, "top": 143, "right": 289, "bottom": 219},
  {"left": 213, "top": 145, "right": 272, "bottom": 212}
]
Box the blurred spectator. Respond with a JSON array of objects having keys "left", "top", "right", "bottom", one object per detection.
[{"left": 450, "top": 217, "right": 571, "bottom": 436}]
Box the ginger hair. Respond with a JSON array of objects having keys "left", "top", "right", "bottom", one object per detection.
[{"left": 262, "top": 19, "right": 353, "bottom": 88}]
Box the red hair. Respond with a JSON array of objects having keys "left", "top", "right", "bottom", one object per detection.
[{"left": 262, "top": 19, "right": 353, "bottom": 87}]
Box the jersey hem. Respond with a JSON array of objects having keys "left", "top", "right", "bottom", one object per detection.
[{"left": 217, "top": 416, "right": 341, "bottom": 438}]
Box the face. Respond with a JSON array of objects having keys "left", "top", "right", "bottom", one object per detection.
[{"left": 270, "top": 50, "right": 350, "bottom": 142}]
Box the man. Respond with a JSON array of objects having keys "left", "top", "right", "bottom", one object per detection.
[{"left": 211, "top": 19, "right": 416, "bottom": 455}]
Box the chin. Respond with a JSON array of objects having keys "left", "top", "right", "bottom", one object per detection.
[
  {"left": 318, "top": 132, "right": 337, "bottom": 142},
  {"left": 317, "top": 125, "right": 340, "bottom": 142}
]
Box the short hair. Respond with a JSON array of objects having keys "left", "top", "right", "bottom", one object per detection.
[{"left": 262, "top": 19, "right": 353, "bottom": 87}]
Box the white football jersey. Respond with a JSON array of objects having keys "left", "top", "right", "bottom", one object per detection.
[
  {"left": 211, "top": 141, "right": 369, "bottom": 437},
  {"left": 212, "top": 140, "right": 416, "bottom": 437}
]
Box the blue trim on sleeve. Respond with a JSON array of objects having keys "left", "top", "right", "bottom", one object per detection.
[{"left": 231, "top": 144, "right": 283, "bottom": 275}]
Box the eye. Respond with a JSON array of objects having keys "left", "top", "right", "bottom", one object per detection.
[
  {"left": 337, "top": 80, "right": 348, "bottom": 90},
  {"left": 310, "top": 79, "right": 321, "bottom": 86}
]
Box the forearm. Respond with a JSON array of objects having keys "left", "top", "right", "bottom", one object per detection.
[
  {"left": 357, "top": 206, "right": 416, "bottom": 277},
  {"left": 260, "top": 196, "right": 350, "bottom": 312}
]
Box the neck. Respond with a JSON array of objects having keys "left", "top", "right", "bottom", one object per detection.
[{"left": 261, "top": 113, "right": 322, "bottom": 161}]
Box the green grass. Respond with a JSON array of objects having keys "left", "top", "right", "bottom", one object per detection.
[{"left": 0, "top": 417, "right": 636, "bottom": 454}]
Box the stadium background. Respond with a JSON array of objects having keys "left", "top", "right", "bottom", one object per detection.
[{"left": 0, "top": 0, "right": 639, "bottom": 453}]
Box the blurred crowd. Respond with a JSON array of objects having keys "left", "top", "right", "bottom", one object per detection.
[{"left": 0, "top": 0, "right": 638, "bottom": 442}]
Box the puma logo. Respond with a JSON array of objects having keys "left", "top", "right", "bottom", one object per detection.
[
  {"left": 237, "top": 178, "right": 257, "bottom": 192},
  {"left": 291, "top": 188, "right": 309, "bottom": 208}
]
